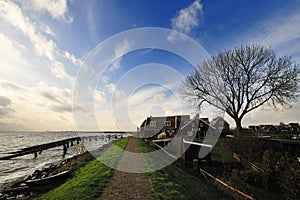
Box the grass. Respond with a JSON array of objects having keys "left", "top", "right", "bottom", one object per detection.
[
  {"left": 135, "top": 138, "right": 232, "bottom": 200},
  {"left": 36, "top": 137, "right": 129, "bottom": 200},
  {"left": 210, "top": 139, "right": 235, "bottom": 163},
  {"left": 193, "top": 138, "right": 235, "bottom": 163}
]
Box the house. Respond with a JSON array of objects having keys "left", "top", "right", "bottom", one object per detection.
[
  {"left": 289, "top": 123, "right": 300, "bottom": 133},
  {"left": 249, "top": 122, "right": 300, "bottom": 134},
  {"left": 277, "top": 123, "right": 290, "bottom": 133},
  {"left": 249, "top": 125, "right": 260, "bottom": 132},
  {"left": 209, "top": 116, "right": 230, "bottom": 136},
  {"left": 139, "top": 115, "right": 190, "bottom": 138},
  {"left": 179, "top": 116, "right": 213, "bottom": 139},
  {"left": 249, "top": 124, "right": 277, "bottom": 133}
]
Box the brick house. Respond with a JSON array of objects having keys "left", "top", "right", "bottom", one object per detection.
[{"left": 139, "top": 115, "right": 190, "bottom": 138}]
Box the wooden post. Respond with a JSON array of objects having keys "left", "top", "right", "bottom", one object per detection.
[
  {"left": 193, "top": 159, "right": 199, "bottom": 171},
  {"left": 63, "top": 145, "right": 67, "bottom": 158}
]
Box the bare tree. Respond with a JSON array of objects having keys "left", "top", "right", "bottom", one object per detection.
[{"left": 181, "top": 44, "right": 299, "bottom": 132}]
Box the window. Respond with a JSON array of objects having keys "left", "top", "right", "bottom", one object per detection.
[
  {"left": 150, "top": 121, "right": 156, "bottom": 127},
  {"left": 164, "top": 121, "right": 171, "bottom": 126}
]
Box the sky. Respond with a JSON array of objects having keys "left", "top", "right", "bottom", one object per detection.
[{"left": 0, "top": 0, "right": 300, "bottom": 131}]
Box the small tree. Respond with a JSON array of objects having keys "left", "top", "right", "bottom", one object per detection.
[{"left": 182, "top": 44, "right": 299, "bottom": 132}]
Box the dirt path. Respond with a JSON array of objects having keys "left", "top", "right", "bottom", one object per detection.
[{"left": 101, "top": 137, "right": 153, "bottom": 200}]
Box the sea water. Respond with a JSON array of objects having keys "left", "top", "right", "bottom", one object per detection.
[{"left": 0, "top": 131, "right": 116, "bottom": 187}]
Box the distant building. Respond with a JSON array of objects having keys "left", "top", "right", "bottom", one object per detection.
[
  {"left": 248, "top": 122, "right": 300, "bottom": 133},
  {"left": 249, "top": 125, "right": 260, "bottom": 132},
  {"left": 289, "top": 123, "right": 300, "bottom": 133}
]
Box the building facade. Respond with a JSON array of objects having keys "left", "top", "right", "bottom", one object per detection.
[{"left": 139, "top": 115, "right": 190, "bottom": 138}]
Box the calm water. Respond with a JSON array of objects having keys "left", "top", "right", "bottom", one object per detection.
[{"left": 0, "top": 131, "right": 118, "bottom": 187}]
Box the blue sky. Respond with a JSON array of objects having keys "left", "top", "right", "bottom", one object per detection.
[{"left": 0, "top": 0, "right": 300, "bottom": 131}]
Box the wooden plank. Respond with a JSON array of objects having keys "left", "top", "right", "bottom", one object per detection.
[
  {"left": 233, "top": 153, "right": 264, "bottom": 172},
  {"left": 183, "top": 139, "right": 212, "bottom": 148},
  {"left": 200, "top": 168, "right": 255, "bottom": 200}
]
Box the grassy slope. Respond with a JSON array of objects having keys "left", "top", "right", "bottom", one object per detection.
[
  {"left": 135, "top": 138, "right": 232, "bottom": 200},
  {"left": 37, "top": 137, "right": 129, "bottom": 200}
]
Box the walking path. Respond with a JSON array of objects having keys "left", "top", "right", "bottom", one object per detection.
[{"left": 101, "top": 137, "right": 153, "bottom": 200}]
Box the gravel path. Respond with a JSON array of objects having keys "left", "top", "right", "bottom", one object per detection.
[{"left": 101, "top": 137, "right": 153, "bottom": 200}]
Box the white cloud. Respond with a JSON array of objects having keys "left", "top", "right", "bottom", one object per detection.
[
  {"left": 0, "top": 1, "right": 82, "bottom": 130},
  {"left": 38, "top": 81, "right": 73, "bottom": 104},
  {"left": 0, "top": 80, "right": 77, "bottom": 130},
  {"left": 115, "top": 39, "right": 131, "bottom": 57},
  {"left": 44, "top": 25, "right": 55, "bottom": 36},
  {"left": 0, "top": 32, "right": 27, "bottom": 67},
  {"left": 94, "top": 90, "right": 107, "bottom": 105},
  {"left": 109, "top": 39, "right": 132, "bottom": 71},
  {"left": 252, "top": 12, "right": 300, "bottom": 48},
  {"left": 63, "top": 51, "right": 83, "bottom": 66},
  {"left": 0, "top": 0, "right": 56, "bottom": 61},
  {"left": 51, "top": 61, "right": 73, "bottom": 81},
  {"left": 0, "top": 80, "right": 23, "bottom": 92},
  {"left": 106, "top": 83, "right": 127, "bottom": 100},
  {"left": 30, "top": 0, "right": 73, "bottom": 22},
  {"left": 109, "top": 58, "right": 122, "bottom": 72},
  {"left": 0, "top": 1, "right": 81, "bottom": 65},
  {"left": 153, "top": 93, "right": 166, "bottom": 104},
  {"left": 0, "top": 96, "right": 11, "bottom": 107},
  {"left": 171, "top": 0, "right": 203, "bottom": 34},
  {"left": 234, "top": 8, "right": 300, "bottom": 62}
]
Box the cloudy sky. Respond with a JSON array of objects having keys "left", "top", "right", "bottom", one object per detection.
[{"left": 0, "top": 0, "right": 300, "bottom": 131}]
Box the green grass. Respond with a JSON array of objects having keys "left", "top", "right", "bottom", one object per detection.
[
  {"left": 210, "top": 139, "right": 235, "bottom": 163},
  {"left": 192, "top": 138, "right": 235, "bottom": 163},
  {"left": 135, "top": 138, "right": 232, "bottom": 200},
  {"left": 36, "top": 137, "right": 129, "bottom": 200}
]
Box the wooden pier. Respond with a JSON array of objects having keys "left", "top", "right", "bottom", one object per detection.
[{"left": 0, "top": 133, "right": 124, "bottom": 160}]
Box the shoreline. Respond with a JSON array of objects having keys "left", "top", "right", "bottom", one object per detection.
[{"left": 0, "top": 141, "right": 113, "bottom": 199}]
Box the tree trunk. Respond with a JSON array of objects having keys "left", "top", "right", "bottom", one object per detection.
[{"left": 234, "top": 118, "right": 243, "bottom": 134}]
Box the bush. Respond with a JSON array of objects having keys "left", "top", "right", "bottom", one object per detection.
[{"left": 224, "top": 135, "right": 264, "bottom": 163}]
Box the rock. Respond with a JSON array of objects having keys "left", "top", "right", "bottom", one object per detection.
[
  {"left": 0, "top": 194, "right": 8, "bottom": 200},
  {"left": 32, "top": 170, "right": 41, "bottom": 178},
  {"left": 23, "top": 174, "right": 32, "bottom": 181},
  {"left": 7, "top": 194, "right": 16, "bottom": 200},
  {"left": 49, "top": 165, "right": 56, "bottom": 172},
  {"left": 41, "top": 173, "right": 47, "bottom": 178},
  {"left": 19, "top": 183, "right": 26, "bottom": 187},
  {"left": 16, "top": 194, "right": 26, "bottom": 200}
]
